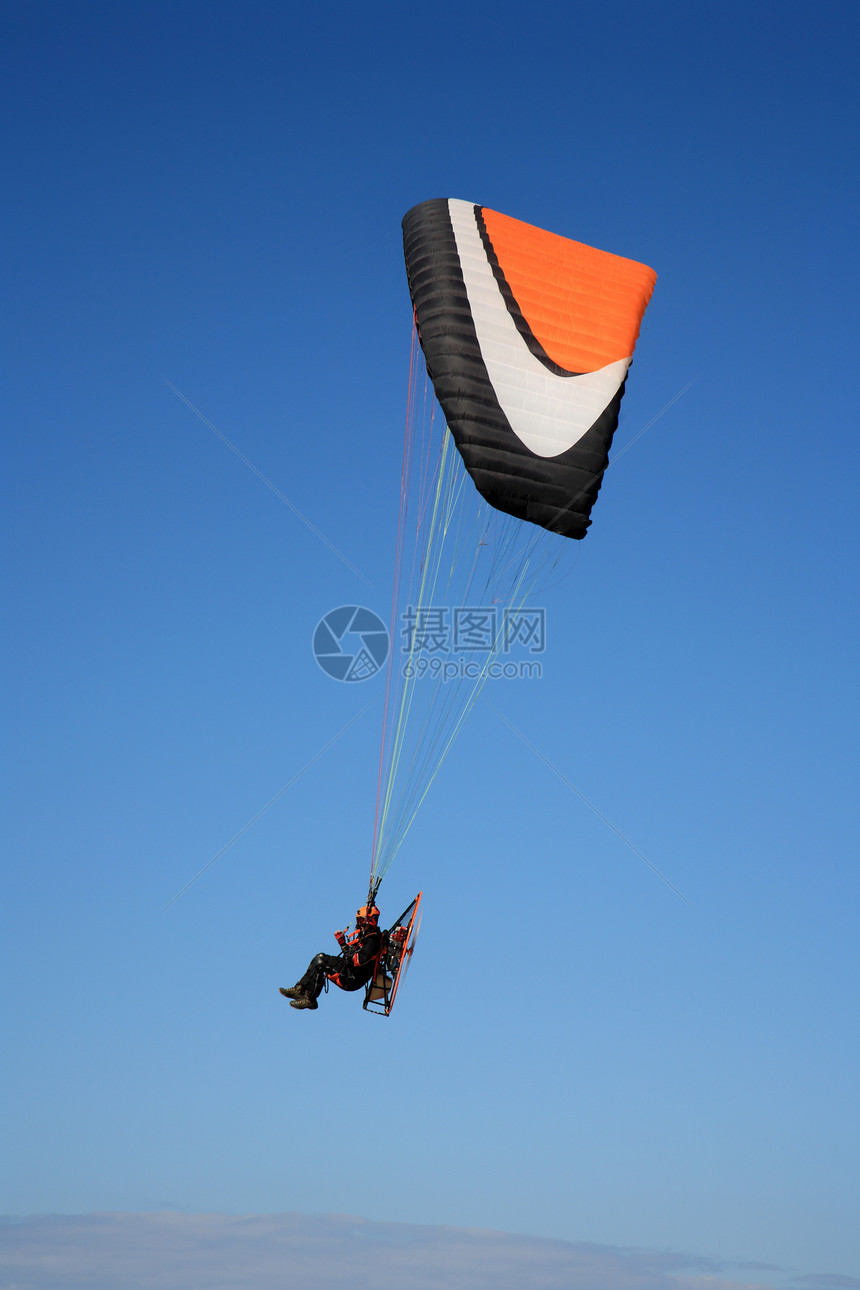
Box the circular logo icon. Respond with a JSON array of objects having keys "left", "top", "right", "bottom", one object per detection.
[{"left": 312, "top": 605, "right": 389, "bottom": 682}]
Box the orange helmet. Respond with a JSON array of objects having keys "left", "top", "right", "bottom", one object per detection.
[{"left": 356, "top": 904, "right": 380, "bottom": 926}]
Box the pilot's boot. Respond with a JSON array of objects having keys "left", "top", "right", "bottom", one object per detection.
[
  {"left": 290, "top": 994, "right": 318, "bottom": 1010},
  {"left": 279, "top": 986, "right": 301, "bottom": 998}
]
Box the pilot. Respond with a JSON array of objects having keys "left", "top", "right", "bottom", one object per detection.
[{"left": 280, "top": 904, "right": 382, "bottom": 1011}]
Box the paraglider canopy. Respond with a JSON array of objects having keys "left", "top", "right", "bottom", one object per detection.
[
  {"left": 402, "top": 198, "right": 657, "bottom": 538},
  {"left": 368, "top": 199, "right": 657, "bottom": 907}
]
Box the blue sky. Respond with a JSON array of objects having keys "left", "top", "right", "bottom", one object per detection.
[{"left": 2, "top": 2, "right": 859, "bottom": 1286}]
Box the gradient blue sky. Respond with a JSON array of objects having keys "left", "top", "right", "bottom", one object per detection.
[{"left": 3, "top": 1, "right": 859, "bottom": 1284}]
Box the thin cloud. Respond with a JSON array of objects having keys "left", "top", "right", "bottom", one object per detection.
[
  {"left": 790, "top": 1278, "right": 860, "bottom": 1290},
  {"left": 0, "top": 1213, "right": 826, "bottom": 1290}
]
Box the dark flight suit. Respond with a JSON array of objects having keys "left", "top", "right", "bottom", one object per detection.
[{"left": 296, "top": 924, "right": 382, "bottom": 1001}]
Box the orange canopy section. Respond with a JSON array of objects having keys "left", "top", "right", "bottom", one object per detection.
[{"left": 481, "top": 206, "right": 657, "bottom": 374}]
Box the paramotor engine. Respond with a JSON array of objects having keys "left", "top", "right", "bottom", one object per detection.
[{"left": 363, "top": 892, "right": 422, "bottom": 1016}]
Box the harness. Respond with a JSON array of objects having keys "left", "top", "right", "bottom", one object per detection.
[{"left": 325, "top": 925, "right": 382, "bottom": 992}]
